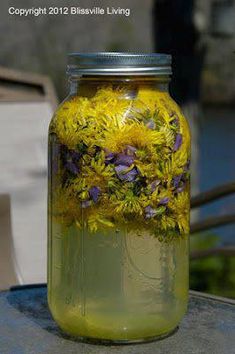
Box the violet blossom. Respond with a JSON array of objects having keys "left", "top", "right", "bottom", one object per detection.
[
  {"left": 171, "top": 117, "right": 179, "bottom": 127},
  {"left": 105, "top": 152, "right": 116, "bottom": 164},
  {"left": 184, "top": 160, "right": 190, "bottom": 172},
  {"left": 176, "top": 186, "right": 185, "bottom": 193},
  {"left": 81, "top": 200, "right": 92, "bottom": 208},
  {"left": 158, "top": 197, "right": 169, "bottom": 206},
  {"left": 89, "top": 186, "right": 101, "bottom": 203},
  {"left": 145, "top": 205, "right": 157, "bottom": 219},
  {"left": 172, "top": 174, "right": 183, "bottom": 188},
  {"left": 61, "top": 145, "right": 81, "bottom": 175},
  {"left": 172, "top": 173, "right": 186, "bottom": 193},
  {"left": 125, "top": 145, "right": 137, "bottom": 155},
  {"left": 115, "top": 165, "right": 139, "bottom": 182},
  {"left": 173, "top": 133, "right": 182, "bottom": 151},
  {"left": 146, "top": 119, "right": 156, "bottom": 130},
  {"left": 65, "top": 161, "right": 79, "bottom": 174},
  {"left": 150, "top": 179, "right": 161, "bottom": 192},
  {"left": 105, "top": 145, "right": 136, "bottom": 167},
  {"left": 114, "top": 153, "right": 134, "bottom": 167}
]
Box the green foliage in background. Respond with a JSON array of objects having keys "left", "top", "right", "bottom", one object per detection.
[{"left": 190, "top": 233, "right": 235, "bottom": 298}]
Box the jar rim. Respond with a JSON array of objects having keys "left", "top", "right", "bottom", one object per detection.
[{"left": 67, "top": 52, "right": 172, "bottom": 76}]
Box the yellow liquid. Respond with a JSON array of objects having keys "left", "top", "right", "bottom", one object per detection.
[{"left": 48, "top": 224, "right": 188, "bottom": 342}]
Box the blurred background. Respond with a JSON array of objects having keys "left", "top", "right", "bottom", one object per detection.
[{"left": 0, "top": 0, "right": 234, "bottom": 297}]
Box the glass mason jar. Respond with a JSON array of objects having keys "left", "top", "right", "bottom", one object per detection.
[{"left": 48, "top": 53, "right": 190, "bottom": 343}]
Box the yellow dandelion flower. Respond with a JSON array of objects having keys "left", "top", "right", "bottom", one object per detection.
[
  {"left": 102, "top": 122, "right": 165, "bottom": 152},
  {"left": 50, "top": 84, "right": 191, "bottom": 240},
  {"left": 169, "top": 192, "right": 190, "bottom": 234}
]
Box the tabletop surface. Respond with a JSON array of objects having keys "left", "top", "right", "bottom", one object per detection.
[{"left": 0, "top": 285, "right": 234, "bottom": 354}]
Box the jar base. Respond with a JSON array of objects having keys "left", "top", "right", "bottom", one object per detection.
[{"left": 60, "top": 326, "right": 178, "bottom": 345}]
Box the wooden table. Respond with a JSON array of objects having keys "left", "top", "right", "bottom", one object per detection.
[{"left": 0, "top": 285, "right": 234, "bottom": 354}]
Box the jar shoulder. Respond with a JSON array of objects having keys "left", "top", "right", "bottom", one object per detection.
[
  {"left": 50, "top": 90, "right": 189, "bottom": 125},
  {"left": 49, "top": 89, "right": 190, "bottom": 151}
]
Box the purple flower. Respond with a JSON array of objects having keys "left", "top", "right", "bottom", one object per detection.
[
  {"left": 60, "top": 144, "right": 68, "bottom": 153},
  {"left": 125, "top": 145, "right": 137, "bottom": 155},
  {"left": 89, "top": 186, "right": 101, "bottom": 203},
  {"left": 177, "top": 186, "right": 185, "bottom": 193},
  {"left": 158, "top": 197, "right": 169, "bottom": 206},
  {"left": 171, "top": 117, "right": 179, "bottom": 127},
  {"left": 115, "top": 153, "right": 134, "bottom": 166},
  {"left": 172, "top": 173, "right": 186, "bottom": 193},
  {"left": 70, "top": 150, "right": 81, "bottom": 162},
  {"left": 172, "top": 174, "right": 183, "bottom": 188},
  {"left": 105, "top": 146, "right": 137, "bottom": 167},
  {"left": 115, "top": 165, "right": 139, "bottom": 182},
  {"left": 61, "top": 146, "right": 81, "bottom": 175},
  {"left": 146, "top": 119, "right": 156, "bottom": 130},
  {"left": 145, "top": 205, "right": 157, "bottom": 219},
  {"left": 105, "top": 152, "right": 116, "bottom": 164},
  {"left": 65, "top": 161, "right": 79, "bottom": 174},
  {"left": 184, "top": 160, "right": 190, "bottom": 172},
  {"left": 173, "top": 133, "right": 182, "bottom": 151},
  {"left": 150, "top": 179, "right": 161, "bottom": 192},
  {"left": 81, "top": 200, "right": 92, "bottom": 208},
  {"left": 94, "top": 145, "right": 101, "bottom": 154}
]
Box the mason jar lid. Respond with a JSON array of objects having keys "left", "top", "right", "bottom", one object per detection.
[{"left": 67, "top": 52, "right": 172, "bottom": 76}]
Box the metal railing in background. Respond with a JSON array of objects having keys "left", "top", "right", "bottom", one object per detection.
[{"left": 190, "top": 181, "right": 235, "bottom": 259}]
